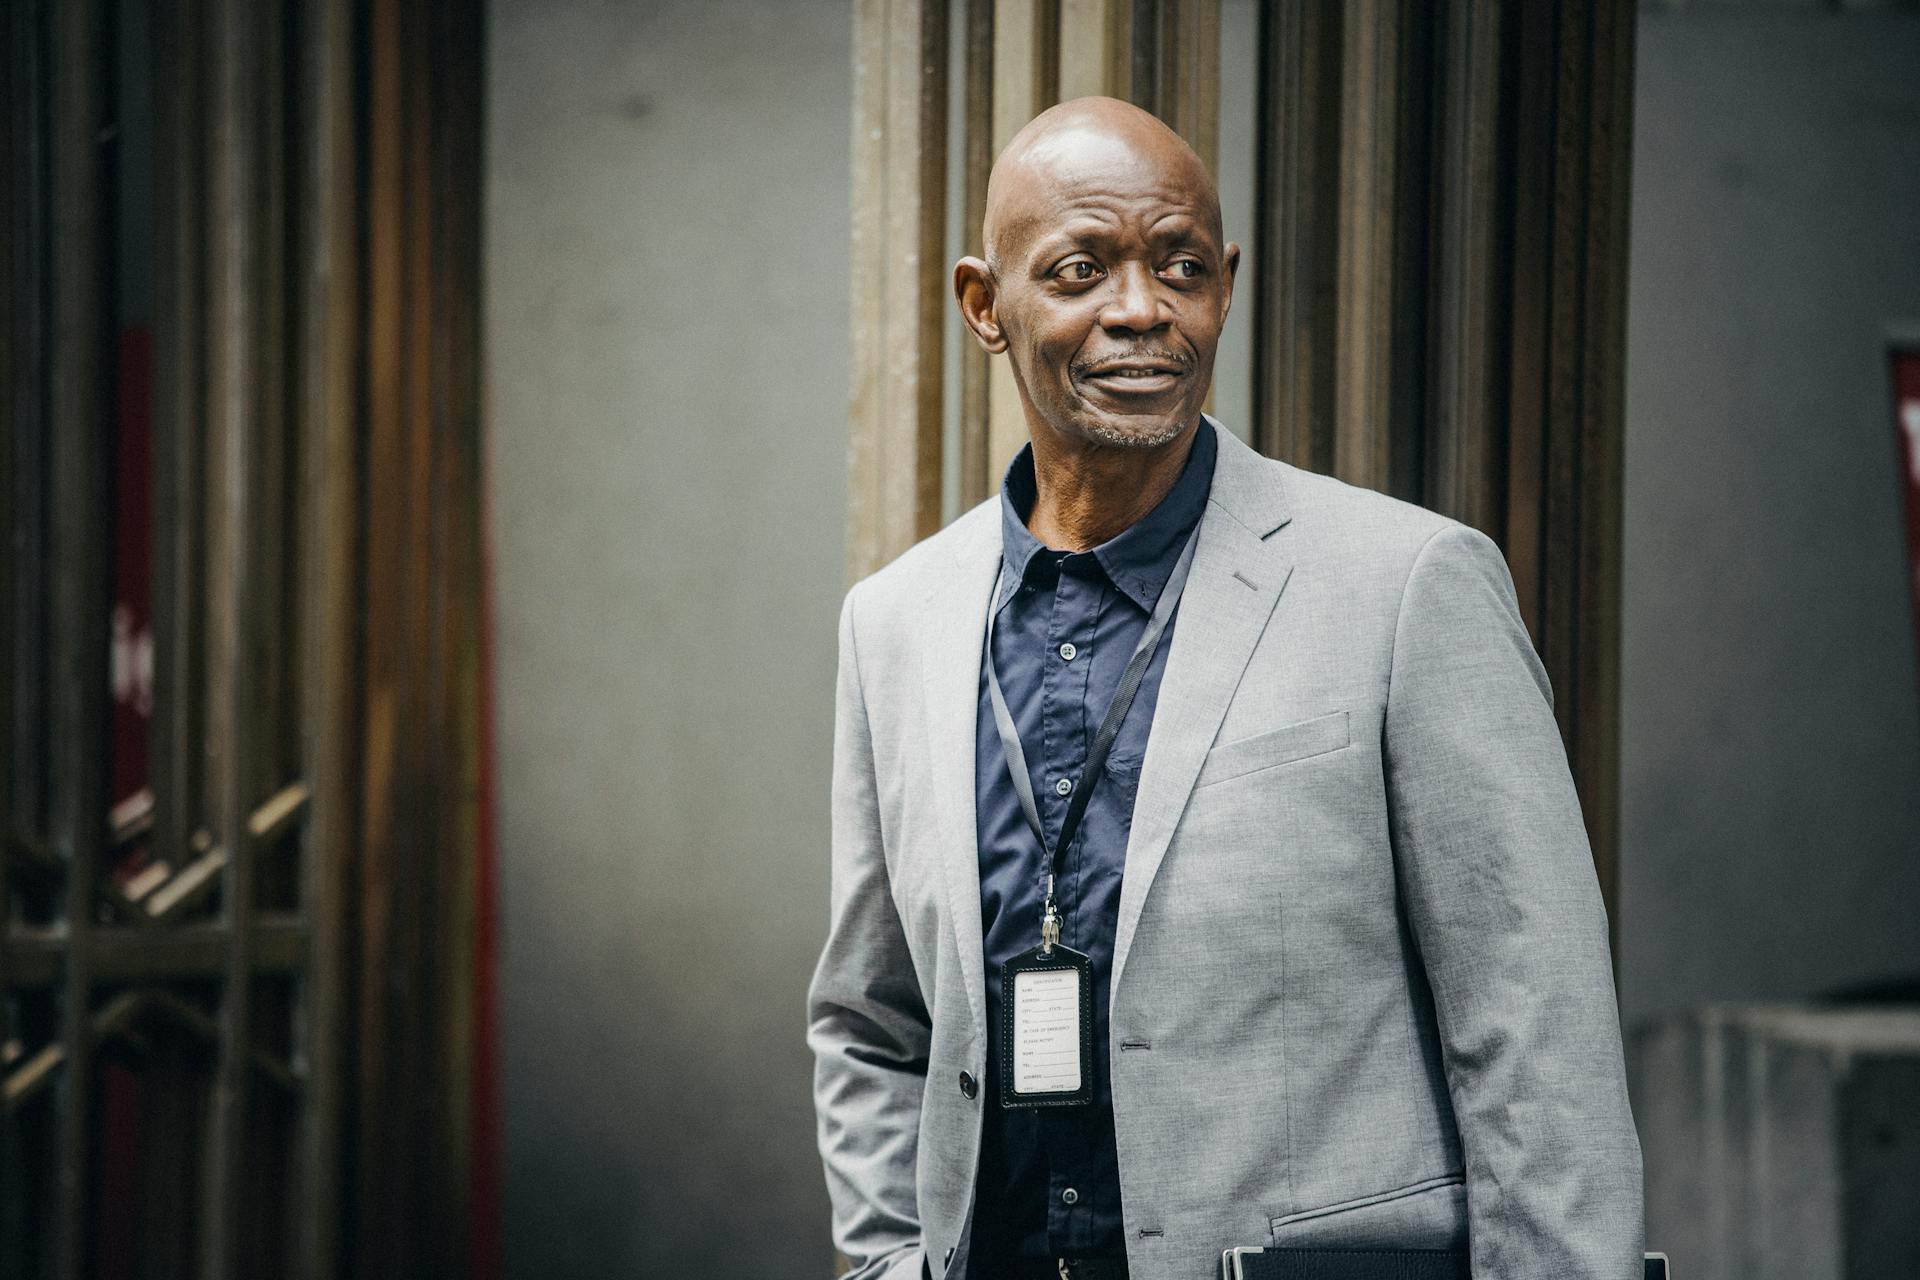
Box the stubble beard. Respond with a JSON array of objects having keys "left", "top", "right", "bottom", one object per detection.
[{"left": 1078, "top": 412, "right": 1193, "bottom": 451}]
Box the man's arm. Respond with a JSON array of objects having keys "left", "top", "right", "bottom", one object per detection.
[
  {"left": 1383, "top": 524, "right": 1644, "bottom": 1280},
  {"left": 807, "top": 585, "right": 932, "bottom": 1280}
]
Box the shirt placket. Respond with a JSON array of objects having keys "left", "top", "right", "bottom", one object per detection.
[{"left": 1039, "top": 560, "right": 1099, "bottom": 1249}]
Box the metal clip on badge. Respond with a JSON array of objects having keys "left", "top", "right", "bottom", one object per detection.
[{"left": 1040, "top": 875, "right": 1061, "bottom": 953}]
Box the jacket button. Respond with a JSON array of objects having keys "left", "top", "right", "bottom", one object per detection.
[{"left": 958, "top": 1071, "right": 977, "bottom": 1099}]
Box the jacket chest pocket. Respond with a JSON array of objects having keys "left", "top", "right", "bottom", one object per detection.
[{"left": 1194, "top": 709, "right": 1351, "bottom": 790}]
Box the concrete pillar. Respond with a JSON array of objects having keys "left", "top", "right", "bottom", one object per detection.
[{"left": 1630, "top": 1003, "right": 1920, "bottom": 1280}]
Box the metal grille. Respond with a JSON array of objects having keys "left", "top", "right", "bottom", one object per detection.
[
  {"left": 6, "top": 0, "right": 489, "bottom": 1270},
  {"left": 4, "top": 1, "right": 347, "bottom": 1275}
]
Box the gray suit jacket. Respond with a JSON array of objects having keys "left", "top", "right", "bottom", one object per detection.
[{"left": 808, "top": 420, "right": 1643, "bottom": 1280}]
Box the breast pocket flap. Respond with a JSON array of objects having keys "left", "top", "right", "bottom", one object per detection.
[{"left": 1195, "top": 709, "right": 1350, "bottom": 789}]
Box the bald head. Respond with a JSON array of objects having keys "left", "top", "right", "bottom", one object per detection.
[
  {"left": 953, "top": 95, "right": 1238, "bottom": 456},
  {"left": 983, "top": 97, "right": 1220, "bottom": 275}
]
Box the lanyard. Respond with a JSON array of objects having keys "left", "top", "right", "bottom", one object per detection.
[{"left": 984, "top": 521, "right": 1202, "bottom": 953}]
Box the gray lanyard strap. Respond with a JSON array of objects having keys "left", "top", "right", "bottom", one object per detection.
[{"left": 985, "top": 521, "right": 1202, "bottom": 949}]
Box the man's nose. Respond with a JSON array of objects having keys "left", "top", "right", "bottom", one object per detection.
[{"left": 1098, "top": 261, "right": 1169, "bottom": 333}]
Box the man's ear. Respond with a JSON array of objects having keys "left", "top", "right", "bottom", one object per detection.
[
  {"left": 1219, "top": 242, "right": 1241, "bottom": 323},
  {"left": 954, "top": 257, "right": 1008, "bottom": 355}
]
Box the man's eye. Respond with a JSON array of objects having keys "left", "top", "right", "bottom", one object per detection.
[
  {"left": 1058, "top": 261, "right": 1102, "bottom": 282},
  {"left": 1165, "top": 259, "right": 1203, "bottom": 279}
]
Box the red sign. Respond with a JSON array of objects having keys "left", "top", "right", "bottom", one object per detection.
[{"left": 1894, "top": 348, "right": 1920, "bottom": 678}]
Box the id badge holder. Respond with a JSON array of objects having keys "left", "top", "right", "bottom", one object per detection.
[{"left": 998, "top": 941, "right": 1094, "bottom": 1109}]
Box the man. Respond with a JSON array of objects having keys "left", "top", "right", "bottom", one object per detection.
[{"left": 809, "top": 97, "right": 1642, "bottom": 1280}]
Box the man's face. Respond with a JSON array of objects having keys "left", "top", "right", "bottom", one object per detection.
[{"left": 968, "top": 132, "right": 1239, "bottom": 451}]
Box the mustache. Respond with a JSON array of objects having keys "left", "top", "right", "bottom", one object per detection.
[{"left": 1071, "top": 347, "right": 1195, "bottom": 377}]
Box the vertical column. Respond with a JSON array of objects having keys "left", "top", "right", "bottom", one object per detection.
[
  {"left": 354, "top": 1, "right": 489, "bottom": 1270},
  {"left": 252, "top": 0, "right": 291, "bottom": 818},
  {"left": 358, "top": 0, "right": 418, "bottom": 1270},
  {"left": 1252, "top": 0, "right": 1340, "bottom": 472},
  {"left": 294, "top": 0, "right": 357, "bottom": 1272},
  {"left": 849, "top": 0, "right": 949, "bottom": 579},
  {"left": 202, "top": 0, "right": 261, "bottom": 1273},
  {"left": 1426, "top": 0, "right": 1506, "bottom": 536},
  {"left": 401, "top": 4, "right": 442, "bottom": 1257},
  {"left": 1330, "top": 0, "right": 1418, "bottom": 497},
  {"left": 148, "top": 1, "right": 210, "bottom": 1271},
  {"left": 1504, "top": 0, "right": 1553, "bottom": 640},
  {"left": 1, "top": 3, "right": 48, "bottom": 1270},
  {"left": 0, "top": 0, "right": 19, "bottom": 1186},
  {"left": 47, "top": 2, "right": 111, "bottom": 1278},
  {"left": 151, "top": 0, "right": 208, "bottom": 988},
  {"left": 956, "top": 0, "right": 995, "bottom": 508},
  {"left": 425, "top": 0, "right": 488, "bottom": 1264},
  {"left": 355, "top": 0, "right": 404, "bottom": 1263}
]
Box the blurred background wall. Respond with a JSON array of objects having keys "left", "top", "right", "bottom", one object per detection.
[
  {"left": 485, "top": 1, "right": 854, "bottom": 1273},
  {"left": 1618, "top": 11, "right": 1920, "bottom": 1278},
  {"left": 1619, "top": 7, "right": 1920, "bottom": 1027}
]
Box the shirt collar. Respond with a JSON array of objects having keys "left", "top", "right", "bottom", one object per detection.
[{"left": 996, "top": 419, "right": 1217, "bottom": 613}]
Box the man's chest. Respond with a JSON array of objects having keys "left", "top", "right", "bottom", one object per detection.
[
  {"left": 973, "top": 569, "right": 1169, "bottom": 959},
  {"left": 871, "top": 564, "right": 1404, "bottom": 958}
]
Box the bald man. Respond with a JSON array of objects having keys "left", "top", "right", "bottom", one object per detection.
[{"left": 809, "top": 99, "right": 1642, "bottom": 1280}]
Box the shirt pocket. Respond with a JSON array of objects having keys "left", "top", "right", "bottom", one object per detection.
[
  {"left": 1087, "top": 754, "right": 1143, "bottom": 845},
  {"left": 1194, "top": 710, "right": 1351, "bottom": 790}
]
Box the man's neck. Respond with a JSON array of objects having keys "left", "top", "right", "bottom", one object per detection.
[{"left": 1024, "top": 419, "right": 1200, "bottom": 553}]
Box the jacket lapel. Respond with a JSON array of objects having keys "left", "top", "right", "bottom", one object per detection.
[
  {"left": 1112, "top": 422, "right": 1295, "bottom": 996},
  {"left": 919, "top": 508, "right": 1001, "bottom": 1041}
]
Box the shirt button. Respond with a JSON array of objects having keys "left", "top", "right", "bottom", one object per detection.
[
  {"left": 1058, "top": 642, "right": 1078, "bottom": 661},
  {"left": 1054, "top": 777, "right": 1073, "bottom": 796},
  {"left": 958, "top": 1071, "right": 977, "bottom": 1099},
  {"left": 1061, "top": 1187, "right": 1080, "bottom": 1206}
]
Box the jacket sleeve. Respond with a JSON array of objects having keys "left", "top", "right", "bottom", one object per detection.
[
  {"left": 1382, "top": 523, "right": 1644, "bottom": 1279},
  {"left": 806, "top": 584, "right": 932, "bottom": 1280}
]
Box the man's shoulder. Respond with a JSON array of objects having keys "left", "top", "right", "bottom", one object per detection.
[
  {"left": 1263, "top": 454, "right": 1465, "bottom": 567},
  {"left": 1261, "top": 455, "right": 1524, "bottom": 653},
  {"left": 1206, "top": 420, "right": 1461, "bottom": 566},
  {"left": 843, "top": 436, "right": 1491, "bottom": 624},
  {"left": 843, "top": 495, "right": 998, "bottom": 619}
]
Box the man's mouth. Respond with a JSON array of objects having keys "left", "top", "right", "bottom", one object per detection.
[{"left": 1079, "top": 358, "right": 1188, "bottom": 395}]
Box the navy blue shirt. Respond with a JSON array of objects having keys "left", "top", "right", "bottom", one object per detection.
[{"left": 970, "top": 424, "right": 1217, "bottom": 1264}]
